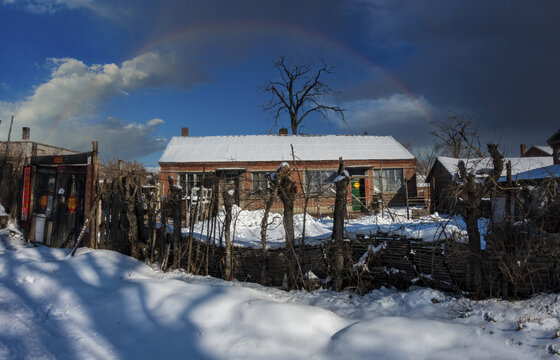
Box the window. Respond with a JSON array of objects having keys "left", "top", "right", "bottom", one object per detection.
[
  {"left": 305, "top": 170, "right": 336, "bottom": 194},
  {"left": 179, "top": 173, "right": 204, "bottom": 197},
  {"left": 251, "top": 172, "right": 272, "bottom": 194},
  {"left": 373, "top": 168, "right": 403, "bottom": 193}
]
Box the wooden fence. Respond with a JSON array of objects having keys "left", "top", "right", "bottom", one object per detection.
[
  {"left": 165, "top": 231, "right": 560, "bottom": 298},
  {"left": 52, "top": 171, "right": 560, "bottom": 299},
  {"left": 0, "top": 159, "right": 24, "bottom": 217}
]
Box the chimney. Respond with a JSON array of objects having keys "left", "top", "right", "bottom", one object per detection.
[
  {"left": 279, "top": 128, "right": 288, "bottom": 136},
  {"left": 520, "top": 143, "right": 526, "bottom": 156},
  {"left": 181, "top": 127, "right": 189, "bottom": 137},
  {"left": 22, "top": 127, "right": 30, "bottom": 140}
]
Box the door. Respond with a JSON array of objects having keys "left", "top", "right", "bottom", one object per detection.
[
  {"left": 351, "top": 178, "right": 365, "bottom": 211},
  {"left": 33, "top": 167, "right": 57, "bottom": 219},
  {"left": 51, "top": 170, "right": 86, "bottom": 248}
]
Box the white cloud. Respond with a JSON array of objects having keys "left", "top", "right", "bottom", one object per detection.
[
  {"left": 4, "top": 0, "right": 104, "bottom": 14},
  {"left": 0, "top": 52, "right": 199, "bottom": 159},
  {"left": 147, "top": 118, "right": 164, "bottom": 126},
  {"left": 61, "top": 117, "right": 168, "bottom": 160},
  {"left": 340, "top": 94, "right": 435, "bottom": 129},
  {"left": 14, "top": 54, "right": 170, "bottom": 128},
  {"left": 335, "top": 94, "right": 441, "bottom": 147}
]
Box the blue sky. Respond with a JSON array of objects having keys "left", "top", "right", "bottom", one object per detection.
[{"left": 0, "top": 1, "right": 558, "bottom": 165}]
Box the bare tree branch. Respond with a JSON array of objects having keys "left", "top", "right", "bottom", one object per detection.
[
  {"left": 431, "top": 111, "right": 484, "bottom": 158},
  {"left": 263, "top": 56, "right": 344, "bottom": 134}
]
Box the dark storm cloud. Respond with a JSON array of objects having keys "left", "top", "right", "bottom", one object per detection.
[
  {"left": 353, "top": 0, "right": 560, "bottom": 153},
  {"left": 150, "top": 0, "right": 347, "bottom": 32},
  {"left": 137, "top": 0, "right": 560, "bottom": 153},
  {"left": 12, "top": 0, "right": 558, "bottom": 154}
]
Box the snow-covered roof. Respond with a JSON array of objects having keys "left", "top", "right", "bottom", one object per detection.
[
  {"left": 159, "top": 135, "right": 414, "bottom": 163},
  {"left": 533, "top": 145, "right": 553, "bottom": 155},
  {"left": 436, "top": 156, "right": 553, "bottom": 179},
  {"left": 498, "top": 164, "right": 560, "bottom": 182}
]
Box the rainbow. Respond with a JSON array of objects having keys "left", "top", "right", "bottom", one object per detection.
[
  {"left": 46, "top": 93, "right": 89, "bottom": 143},
  {"left": 48, "top": 20, "right": 434, "bottom": 142},
  {"left": 135, "top": 20, "right": 435, "bottom": 122}
]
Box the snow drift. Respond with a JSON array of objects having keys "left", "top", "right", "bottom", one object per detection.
[{"left": 1, "top": 230, "right": 557, "bottom": 359}]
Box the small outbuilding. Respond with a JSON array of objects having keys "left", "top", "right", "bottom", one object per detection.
[{"left": 426, "top": 156, "right": 553, "bottom": 214}]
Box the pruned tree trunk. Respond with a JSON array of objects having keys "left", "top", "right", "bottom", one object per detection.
[
  {"left": 455, "top": 143, "right": 504, "bottom": 294},
  {"left": 259, "top": 178, "right": 278, "bottom": 285},
  {"left": 222, "top": 184, "right": 235, "bottom": 280},
  {"left": 277, "top": 164, "right": 296, "bottom": 250},
  {"left": 332, "top": 158, "right": 349, "bottom": 291},
  {"left": 276, "top": 163, "right": 298, "bottom": 288},
  {"left": 169, "top": 177, "right": 183, "bottom": 269},
  {"left": 126, "top": 177, "right": 139, "bottom": 259}
]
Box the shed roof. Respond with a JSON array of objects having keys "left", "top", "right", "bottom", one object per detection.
[
  {"left": 429, "top": 156, "right": 553, "bottom": 181},
  {"left": 532, "top": 145, "right": 553, "bottom": 155},
  {"left": 498, "top": 164, "right": 560, "bottom": 182},
  {"left": 159, "top": 135, "right": 414, "bottom": 163}
]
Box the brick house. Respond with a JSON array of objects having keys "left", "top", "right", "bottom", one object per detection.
[
  {"left": 158, "top": 128, "right": 418, "bottom": 215},
  {"left": 548, "top": 128, "right": 560, "bottom": 165},
  {"left": 520, "top": 144, "right": 553, "bottom": 157}
]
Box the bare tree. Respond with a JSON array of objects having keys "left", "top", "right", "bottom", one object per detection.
[
  {"left": 454, "top": 143, "right": 504, "bottom": 292},
  {"left": 431, "top": 112, "right": 484, "bottom": 158},
  {"left": 332, "top": 158, "right": 350, "bottom": 291},
  {"left": 413, "top": 146, "right": 438, "bottom": 177},
  {"left": 264, "top": 56, "right": 344, "bottom": 134}
]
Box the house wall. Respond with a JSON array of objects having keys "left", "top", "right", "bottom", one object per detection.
[
  {"left": 522, "top": 147, "right": 551, "bottom": 157},
  {"left": 549, "top": 140, "right": 560, "bottom": 165},
  {"left": 159, "top": 158, "right": 417, "bottom": 215},
  {"left": 546, "top": 129, "right": 560, "bottom": 165},
  {"left": 0, "top": 141, "right": 78, "bottom": 160},
  {"left": 429, "top": 162, "right": 455, "bottom": 213}
]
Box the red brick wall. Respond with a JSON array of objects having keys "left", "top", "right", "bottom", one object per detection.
[{"left": 159, "top": 158, "right": 417, "bottom": 214}]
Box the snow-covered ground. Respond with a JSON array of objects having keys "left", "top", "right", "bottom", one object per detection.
[
  {"left": 185, "top": 206, "right": 489, "bottom": 248},
  {"left": 1, "top": 225, "right": 559, "bottom": 359}
]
